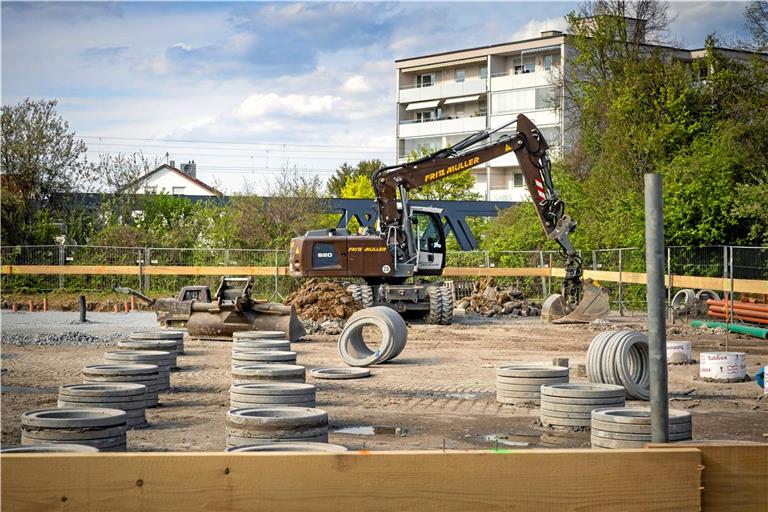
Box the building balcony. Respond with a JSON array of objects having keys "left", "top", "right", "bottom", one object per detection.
[
  {"left": 398, "top": 79, "right": 486, "bottom": 103},
  {"left": 399, "top": 115, "right": 487, "bottom": 138},
  {"left": 490, "top": 70, "right": 557, "bottom": 91}
]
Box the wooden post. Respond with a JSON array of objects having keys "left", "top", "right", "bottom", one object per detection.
[
  {"left": 124, "top": 301, "right": 129, "bottom": 313},
  {"left": 27, "top": 300, "right": 33, "bottom": 312},
  {"left": 113, "top": 304, "right": 119, "bottom": 313},
  {"left": 42, "top": 297, "right": 48, "bottom": 312},
  {"left": 130, "top": 296, "right": 136, "bottom": 311},
  {"left": 12, "top": 303, "right": 18, "bottom": 313}
]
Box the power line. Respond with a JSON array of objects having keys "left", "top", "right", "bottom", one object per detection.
[
  {"left": 89, "top": 149, "right": 392, "bottom": 162},
  {"left": 80, "top": 135, "right": 394, "bottom": 150}
]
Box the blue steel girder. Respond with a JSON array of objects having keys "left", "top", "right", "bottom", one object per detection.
[{"left": 328, "top": 198, "right": 517, "bottom": 251}]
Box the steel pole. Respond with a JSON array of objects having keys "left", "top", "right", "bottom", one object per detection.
[{"left": 644, "top": 173, "right": 669, "bottom": 443}]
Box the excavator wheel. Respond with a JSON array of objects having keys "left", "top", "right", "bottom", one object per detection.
[
  {"left": 360, "top": 286, "right": 374, "bottom": 308},
  {"left": 439, "top": 286, "right": 454, "bottom": 325},
  {"left": 346, "top": 284, "right": 373, "bottom": 308},
  {"left": 426, "top": 287, "right": 444, "bottom": 325}
]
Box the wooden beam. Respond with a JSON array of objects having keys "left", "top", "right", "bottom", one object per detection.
[
  {"left": 1, "top": 449, "right": 701, "bottom": 512},
  {"left": 143, "top": 266, "right": 288, "bottom": 276},
  {"left": 0, "top": 265, "right": 139, "bottom": 275},
  {"left": 443, "top": 266, "right": 551, "bottom": 277},
  {"left": 648, "top": 443, "right": 768, "bottom": 512}
]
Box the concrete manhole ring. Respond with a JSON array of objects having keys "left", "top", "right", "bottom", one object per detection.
[{"left": 310, "top": 368, "right": 371, "bottom": 380}]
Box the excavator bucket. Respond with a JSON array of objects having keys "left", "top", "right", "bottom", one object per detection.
[
  {"left": 187, "top": 302, "right": 306, "bottom": 342},
  {"left": 542, "top": 279, "right": 611, "bottom": 324}
]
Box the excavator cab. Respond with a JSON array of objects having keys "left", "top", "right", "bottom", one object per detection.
[{"left": 412, "top": 206, "right": 446, "bottom": 276}]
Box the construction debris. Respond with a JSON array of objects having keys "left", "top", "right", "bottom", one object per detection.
[
  {"left": 455, "top": 278, "right": 541, "bottom": 317},
  {"left": 283, "top": 279, "right": 361, "bottom": 334}
]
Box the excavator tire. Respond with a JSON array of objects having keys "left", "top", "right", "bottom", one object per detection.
[
  {"left": 360, "top": 286, "right": 374, "bottom": 308},
  {"left": 439, "top": 287, "right": 454, "bottom": 325},
  {"left": 346, "top": 285, "right": 362, "bottom": 305},
  {"left": 426, "top": 287, "right": 443, "bottom": 325}
]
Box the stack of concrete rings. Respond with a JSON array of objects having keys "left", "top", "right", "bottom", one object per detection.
[
  {"left": 130, "top": 330, "right": 185, "bottom": 355},
  {"left": 539, "top": 383, "right": 626, "bottom": 427},
  {"left": 226, "top": 442, "right": 346, "bottom": 453},
  {"left": 232, "top": 364, "right": 306, "bottom": 384},
  {"left": 21, "top": 408, "right": 128, "bottom": 451},
  {"left": 233, "top": 339, "right": 291, "bottom": 352},
  {"left": 83, "top": 364, "right": 161, "bottom": 407},
  {"left": 104, "top": 351, "right": 172, "bottom": 392},
  {"left": 58, "top": 383, "right": 148, "bottom": 428},
  {"left": 225, "top": 407, "right": 328, "bottom": 448},
  {"left": 591, "top": 408, "right": 692, "bottom": 448},
  {"left": 230, "top": 383, "right": 316, "bottom": 410},
  {"left": 495, "top": 365, "right": 569, "bottom": 404},
  {"left": 232, "top": 350, "right": 297, "bottom": 366},
  {"left": 338, "top": 306, "right": 407, "bottom": 367},
  {"left": 118, "top": 339, "right": 179, "bottom": 369},
  {"left": 587, "top": 331, "right": 650, "bottom": 400}
]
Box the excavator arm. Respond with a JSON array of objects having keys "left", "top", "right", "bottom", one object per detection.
[{"left": 372, "top": 113, "right": 591, "bottom": 313}]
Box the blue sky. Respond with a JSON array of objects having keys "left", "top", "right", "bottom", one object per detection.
[{"left": 1, "top": 1, "right": 755, "bottom": 193}]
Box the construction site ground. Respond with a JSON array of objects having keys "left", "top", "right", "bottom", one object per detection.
[{"left": 1, "top": 311, "right": 766, "bottom": 451}]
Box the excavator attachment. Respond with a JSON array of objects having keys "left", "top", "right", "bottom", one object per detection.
[
  {"left": 114, "top": 278, "right": 306, "bottom": 342},
  {"left": 541, "top": 279, "right": 610, "bottom": 324}
]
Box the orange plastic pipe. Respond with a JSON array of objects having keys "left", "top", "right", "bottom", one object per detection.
[
  {"left": 708, "top": 310, "right": 768, "bottom": 325},
  {"left": 706, "top": 299, "right": 768, "bottom": 312},
  {"left": 708, "top": 305, "right": 768, "bottom": 320}
]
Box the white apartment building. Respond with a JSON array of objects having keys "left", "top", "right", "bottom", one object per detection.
[
  {"left": 394, "top": 27, "right": 758, "bottom": 202},
  {"left": 395, "top": 30, "right": 567, "bottom": 202}
]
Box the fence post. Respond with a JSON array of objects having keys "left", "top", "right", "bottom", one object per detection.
[
  {"left": 58, "top": 245, "right": 65, "bottom": 290},
  {"left": 224, "top": 249, "right": 230, "bottom": 266},
  {"left": 729, "top": 246, "right": 734, "bottom": 350},
  {"left": 618, "top": 248, "right": 624, "bottom": 317},
  {"left": 539, "top": 251, "right": 547, "bottom": 298},
  {"left": 138, "top": 249, "right": 145, "bottom": 294},
  {"left": 667, "top": 247, "right": 672, "bottom": 322},
  {"left": 144, "top": 248, "right": 151, "bottom": 292},
  {"left": 592, "top": 250, "right": 597, "bottom": 271},
  {"left": 484, "top": 251, "right": 490, "bottom": 269},
  {"left": 722, "top": 245, "right": 728, "bottom": 279}
]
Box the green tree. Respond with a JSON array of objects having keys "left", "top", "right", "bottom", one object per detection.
[
  {"left": 1, "top": 98, "right": 96, "bottom": 244},
  {"left": 340, "top": 174, "right": 374, "bottom": 199},
  {"left": 326, "top": 159, "right": 383, "bottom": 197}
]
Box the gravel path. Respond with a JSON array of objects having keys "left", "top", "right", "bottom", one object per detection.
[{"left": 1, "top": 311, "right": 157, "bottom": 345}]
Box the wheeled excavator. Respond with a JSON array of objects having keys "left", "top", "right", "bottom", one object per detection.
[{"left": 289, "top": 113, "right": 609, "bottom": 324}]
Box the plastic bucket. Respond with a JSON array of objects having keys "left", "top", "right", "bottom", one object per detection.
[{"left": 699, "top": 352, "right": 746, "bottom": 380}]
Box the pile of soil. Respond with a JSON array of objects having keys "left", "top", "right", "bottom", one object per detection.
[
  {"left": 283, "top": 279, "right": 360, "bottom": 321},
  {"left": 456, "top": 277, "right": 541, "bottom": 317}
]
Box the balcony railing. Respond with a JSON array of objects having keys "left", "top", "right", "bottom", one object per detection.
[
  {"left": 398, "top": 79, "right": 487, "bottom": 103},
  {"left": 399, "top": 112, "right": 487, "bottom": 125}
]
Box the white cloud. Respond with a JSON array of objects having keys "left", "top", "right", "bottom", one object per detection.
[
  {"left": 341, "top": 75, "right": 372, "bottom": 93},
  {"left": 508, "top": 17, "right": 568, "bottom": 41},
  {"left": 234, "top": 93, "right": 339, "bottom": 119}
]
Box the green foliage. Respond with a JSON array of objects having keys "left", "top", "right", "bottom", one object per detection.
[
  {"left": 1, "top": 98, "right": 95, "bottom": 245},
  {"left": 340, "top": 174, "right": 374, "bottom": 199},
  {"left": 94, "top": 225, "right": 156, "bottom": 248},
  {"left": 326, "top": 159, "right": 383, "bottom": 197}
]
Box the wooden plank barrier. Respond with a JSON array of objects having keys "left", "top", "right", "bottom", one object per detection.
[
  {"left": 0, "top": 449, "right": 702, "bottom": 512},
  {"left": 2, "top": 264, "right": 765, "bottom": 294},
  {"left": 648, "top": 443, "right": 768, "bottom": 512}
]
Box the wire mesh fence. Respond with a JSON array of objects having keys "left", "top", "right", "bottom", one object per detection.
[{"left": 1, "top": 245, "right": 766, "bottom": 310}]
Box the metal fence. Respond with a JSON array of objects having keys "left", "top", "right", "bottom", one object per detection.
[{"left": 1, "top": 245, "right": 766, "bottom": 310}]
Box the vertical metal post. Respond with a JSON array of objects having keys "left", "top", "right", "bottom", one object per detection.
[
  {"left": 58, "top": 246, "right": 65, "bottom": 290},
  {"left": 592, "top": 250, "right": 597, "bottom": 271},
  {"left": 618, "top": 248, "right": 624, "bottom": 316},
  {"left": 728, "top": 246, "right": 734, "bottom": 352},
  {"left": 644, "top": 173, "right": 669, "bottom": 443},
  {"left": 667, "top": 247, "right": 672, "bottom": 323},
  {"left": 539, "top": 251, "right": 547, "bottom": 297},
  {"left": 143, "top": 248, "right": 151, "bottom": 292},
  {"left": 723, "top": 246, "right": 728, "bottom": 279},
  {"left": 79, "top": 295, "right": 87, "bottom": 323},
  {"left": 484, "top": 251, "right": 490, "bottom": 269}
]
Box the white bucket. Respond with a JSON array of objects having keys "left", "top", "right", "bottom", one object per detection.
[
  {"left": 667, "top": 341, "right": 692, "bottom": 363},
  {"left": 699, "top": 352, "right": 747, "bottom": 380}
]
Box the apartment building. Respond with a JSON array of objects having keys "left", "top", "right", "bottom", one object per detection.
[
  {"left": 395, "top": 30, "right": 566, "bottom": 202},
  {"left": 394, "top": 26, "right": 758, "bottom": 202}
]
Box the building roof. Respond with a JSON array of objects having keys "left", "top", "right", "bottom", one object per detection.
[{"left": 119, "top": 164, "right": 223, "bottom": 196}]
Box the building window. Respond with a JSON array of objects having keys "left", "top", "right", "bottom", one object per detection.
[
  {"left": 513, "top": 173, "right": 524, "bottom": 188},
  {"left": 543, "top": 55, "right": 553, "bottom": 71},
  {"left": 697, "top": 66, "right": 708, "bottom": 81},
  {"left": 417, "top": 73, "right": 435, "bottom": 88},
  {"left": 514, "top": 61, "right": 535, "bottom": 74},
  {"left": 401, "top": 136, "right": 443, "bottom": 158},
  {"left": 535, "top": 86, "right": 557, "bottom": 110},
  {"left": 455, "top": 68, "right": 465, "bottom": 83},
  {"left": 480, "top": 66, "right": 488, "bottom": 80},
  {"left": 172, "top": 186, "right": 185, "bottom": 195}
]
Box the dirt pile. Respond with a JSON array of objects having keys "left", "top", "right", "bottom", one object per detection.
[
  {"left": 456, "top": 278, "right": 541, "bottom": 317},
  {"left": 284, "top": 279, "right": 360, "bottom": 322}
]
